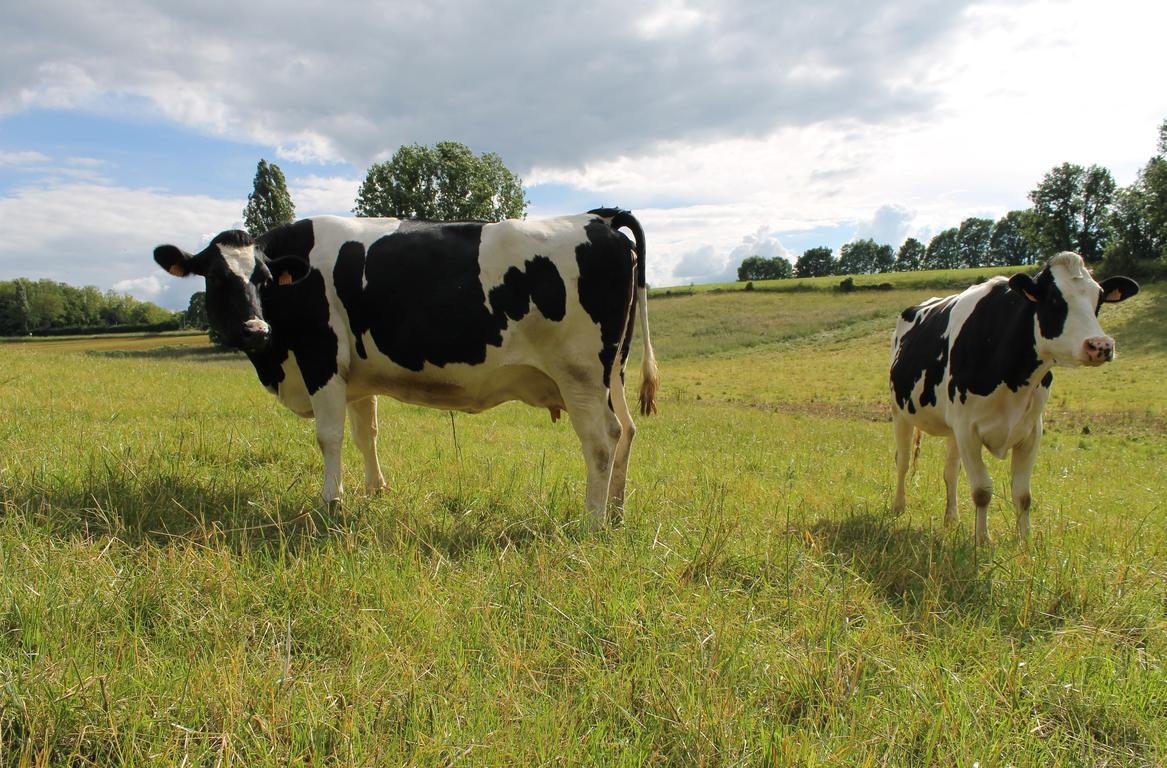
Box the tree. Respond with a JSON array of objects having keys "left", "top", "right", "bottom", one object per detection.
[
  {"left": 895, "top": 238, "right": 925, "bottom": 271},
  {"left": 737, "top": 255, "right": 792, "bottom": 281},
  {"left": 1028, "top": 162, "right": 1116, "bottom": 261},
  {"left": 795, "top": 246, "right": 835, "bottom": 277},
  {"left": 243, "top": 159, "right": 296, "bottom": 237},
  {"left": 924, "top": 228, "right": 960, "bottom": 270},
  {"left": 957, "top": 217, "right": 993, "bottom": 268},
  {"left": 184, "top": 292, "right": 209, "bottom": 329},
  {"left": 837, "top": 239, "right": 893, "bottom": 275},
  {"left": 354, "top": 141, "right": 527, "bottom": 221},
  {"left": 988, "top": 210, "right": 1037, "bottom": 266},
  {"left": 1106, "top": 120, "right": 1167, "bottom": 270}
]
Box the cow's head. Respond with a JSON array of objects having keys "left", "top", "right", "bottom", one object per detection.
[
  {"left": 154, "top": 229, "right": 275, "bottom": 352},
  {"left": 1008, "top": 252, "right": 1139, "bottom": 367}
]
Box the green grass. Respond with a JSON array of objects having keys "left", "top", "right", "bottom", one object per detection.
[{"left": 2, "top": 274, "right": 1165, "bottom": 766}]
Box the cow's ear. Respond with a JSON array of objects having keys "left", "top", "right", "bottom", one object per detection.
[
  {"left": 154, "top": 245, "right": 207, "bottom": 277},
  {"left": 265, "top": 256, "right": 311, "bottom": 287},
  {"left": 1008, "top": 273, "right": 1040, "bottom": 303},
  {"left": 1099, "top": 275, "right": 1139, "bottom": 303}
]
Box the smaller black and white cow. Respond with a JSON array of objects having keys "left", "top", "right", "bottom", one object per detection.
[
  {"left": 889, "top": 252, "right": 1138, "bottom": 543},
  {"left": 154, "top": 209, "right": 658, "bottom": 526}
]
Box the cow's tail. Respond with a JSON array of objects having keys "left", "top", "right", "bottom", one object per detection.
[
  {"left": 595, "top": 208, "right": 659, "bottom": 416},
  {"left": 911, "top": 428, "right": 923, "bottom": 475}
]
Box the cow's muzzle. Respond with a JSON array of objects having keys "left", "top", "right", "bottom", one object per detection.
[
  {"left": 240, "top": 317, "right": 271, "bottom": 352},
  {"left": 1082, "top": 335, "right": 1115, "bottom": 365}
]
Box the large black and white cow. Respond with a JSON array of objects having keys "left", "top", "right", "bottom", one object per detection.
[
  {"left": 889, "top": 252, "right": 1138, "bottom": 543},
  {"left": 154, "top": 209, "right": 658, "bottom": 526}
]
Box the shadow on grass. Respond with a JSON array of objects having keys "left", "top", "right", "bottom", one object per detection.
[
  {"left": 5, "top": 472, "right": 341, "bottom": 553},
  {"left": 808, "top": 511, "right": 997, "bottom": 618},
  {"left": 390, "top": 489, "right": 591, "bottom": 562},
  {"left": 86, "top": 345, "right": 241, "bottom": 361}
]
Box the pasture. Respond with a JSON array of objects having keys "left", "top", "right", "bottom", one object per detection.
[{"left": 1, "top": 272, "right": 1165, "bottom": 766}]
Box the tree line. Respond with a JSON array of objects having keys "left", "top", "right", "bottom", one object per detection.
[
  {"left": 739, "top": 119, "right": 1167, "bottom": 281},
  {"left": 0, "top": 279, "right": 181, "bottom": 336}
]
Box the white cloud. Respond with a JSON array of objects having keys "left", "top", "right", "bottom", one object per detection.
[
  {"left": 112, "top": 274, "right": 164, "bottom": 298},
  {"left": 0, "top": 150, "right": 49, "bottom": 165},
  {"left": 289, "top": 174, "right": 362, "bottom": 217},
  {"left": 0, "top": 183, "right": 241, "bottom": 308}
]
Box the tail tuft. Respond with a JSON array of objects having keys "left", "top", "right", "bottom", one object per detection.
[{"left": 639, "top": 353, "right": 659, "bottom": 416}]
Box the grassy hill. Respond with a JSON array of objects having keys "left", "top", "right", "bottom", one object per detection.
[{"left": 2, "top": 271, "right": 1165, "bottom": 766}]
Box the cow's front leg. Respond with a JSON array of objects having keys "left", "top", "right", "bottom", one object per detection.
[
  {"left": 955, "top": 428, "right": 993, "bottom": 545},
  {"left": 347, "top": 396, "right": 387, "bottom": 493},
  {"left": 1010, "top": 419, "right": 1043, "bottom": 541},
  {"left": 943, "top": 436, "right": 961, "bottom": 527},
  {"left": 310, "top": 377, "right": 348, "bottom": 508}
]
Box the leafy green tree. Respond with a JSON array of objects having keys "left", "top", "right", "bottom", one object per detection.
[
  {"left": 14, "top": 280, "right": 31, "bottom": 335},
  {"left": 988, "top": 210, "right": 1037, "bottom": 266},
  {"left": 957, "top": 217, "right": 993, "bottom": 268},
  {"left": 1028, "top": 162, "right": 1116, "bottom": 261},
  {"left": 1106, "top": 120, "right": 1167, "bottom": 270},
  {"left": 837, "top": 239, "right": 894, "bottom": 275},
  {"left": 354, "top": 141, "right": 527, "bottom": 221},
  {"left": 737, "top": 255, "right": 792, "bottom": 280},
  {"left": 243, "top": 159, "right": 296, "bottom": 237},
  {"left": 795, "top": 246, "right": 835, "bottom": 277},
  {"left": 924, "top": 228, "right": 960, "bottom": 270},
  {"left": 895, "top": 238, "right": 925, "bottom": 271},
  {"left": 184, "top": 292, "right": 209, "bottom": 329}
]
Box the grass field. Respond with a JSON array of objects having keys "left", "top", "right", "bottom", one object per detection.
[{"left": 2, "top": 270, "right": 1165, "bottom": 766}]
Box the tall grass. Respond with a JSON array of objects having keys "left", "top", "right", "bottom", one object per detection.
[{"left": 1, "top": 281, "right": 1164, "bottom": 766}]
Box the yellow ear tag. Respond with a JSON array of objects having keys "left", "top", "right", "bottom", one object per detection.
[
  {"left": 279, "top": 272, "right": 293, "bottom": 286},
  {"left": 1105, "top": 288, "right": 1123, "bottom": 302}
]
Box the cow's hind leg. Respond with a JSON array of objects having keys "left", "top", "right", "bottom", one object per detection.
[
  {"left": 347, "top": 396, "right": 387, "bottom": 493},
  {"left": 892, "top": 415, "right": 913, "bottom": 515},
  {"left": 1010, "top": 418, "right": 1042, "bottom": 541},
  {"left": 564, "top": 387, "right": 621, "bottom": 529},
  {"left": 310, "top": 378, "right": 348, "bottom": 508},
  {"left": 607, "top": 375, "right": 636, "bottom": 524}
]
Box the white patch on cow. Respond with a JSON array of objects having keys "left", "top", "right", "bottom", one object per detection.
[{"left": 218, "top": 242, "right": 257, "bottom": 281}]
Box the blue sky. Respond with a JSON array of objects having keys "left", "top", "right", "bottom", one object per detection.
[{"left": 2, "top": 0, "right": 1165, "bottom": 310}]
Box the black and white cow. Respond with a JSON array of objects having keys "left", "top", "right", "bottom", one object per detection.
[
  {"left": 889, "top": 252, "right": 1138, "bottom": 543},
  {"left": 154, "top": 209, "right": 659, "bottom": 526}
]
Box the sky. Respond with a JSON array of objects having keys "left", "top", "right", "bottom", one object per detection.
[{"left": 1, "top": 0, "right": 1164, "bottom": 311}]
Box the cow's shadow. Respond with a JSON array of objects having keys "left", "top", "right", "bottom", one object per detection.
[
  {"left": 807, "top": 512, "right": 998, "bottom": 618},
  {"left": 86, "top": 346, "right": 240, "bottom": 361},
  {"left": 394, "top": 490, "right": 590, "bottom": 562},
  {"left": 6, "top": 474, "right": 338, "bottom": 552}
]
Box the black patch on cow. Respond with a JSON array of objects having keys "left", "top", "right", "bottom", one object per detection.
[
  {"left": 487, "top": 255, "right": 567, "bottom": 329},
  {"left": 361, "top": 222, "right": 500, "bottom": 371},
  {"left": 259, "top": 268, "right": 338, "bottom": 394},
  {"left": 1032, "top": 269, "right": 1068, "bottom": 340},
  {"left": 257, "top": 218, "right": 315, "bottom": 263},
  {"left": 526, "top": 255, "right": 566, "bottom": 321},
  {"left": 890, "top": 298, "right": 955, "bottom": 414},
  {"left": 246, "top": 342, "right": 289, "bottom": 393},
  {"left": 576, "top": 219, "right": 635, "bottom": 388},
  {"left": 334, "top": 241, "right": 369, "bottom": 359},
  {"left": 947, "top": 283, "right": 1042, "bottom": 403},
  {"left": 489, "top": 266, "right": 533, "bottom": 325},
  {"left": 1041, "top": 370, "right": 1053, "bottom": 388}
]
